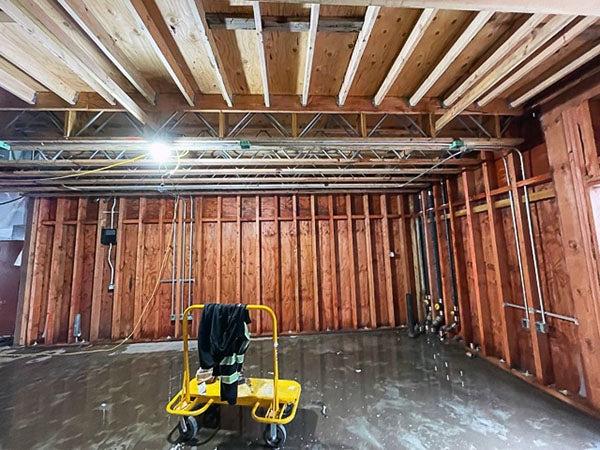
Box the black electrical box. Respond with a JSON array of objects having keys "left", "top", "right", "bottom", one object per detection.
[{"left": 101, "top": 228, "right": 117, "bottom": 245}]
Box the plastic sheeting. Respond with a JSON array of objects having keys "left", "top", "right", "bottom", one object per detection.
[{"left": 0, "top": 193, "right": 26, "bottom": 241}]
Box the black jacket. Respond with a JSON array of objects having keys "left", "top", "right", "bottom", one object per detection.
[{"left": 198, "top": 304, "right": 251, "bottom": 404}]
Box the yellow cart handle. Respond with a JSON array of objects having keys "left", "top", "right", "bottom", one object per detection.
[
  {"left": 181, "top": 304, "right": 280, "bottom": 413},
  {"left": 166, "top": 396, "right": 215, "bottom": 417},
  {"left": 251, "top": 399, "right": 300, "bottom": 425}
]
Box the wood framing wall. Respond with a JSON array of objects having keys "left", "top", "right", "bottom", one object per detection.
[
  {"left": 413, "top": 97, "right": 600, "bottom": 413},
  {"left": 15, "top": 193, "right": 415, "bottom": 346}
]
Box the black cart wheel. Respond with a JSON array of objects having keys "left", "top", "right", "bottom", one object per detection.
[
  {"left": 263, "top": 424, "right": 287, "bottom": 448},
  {"left": 178, "top": 416, "right": 199, "bottom": 442}
]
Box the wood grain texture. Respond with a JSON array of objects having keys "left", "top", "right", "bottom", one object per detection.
[{"left": 22, "top": 193, "right": 410, "bottom": 343}]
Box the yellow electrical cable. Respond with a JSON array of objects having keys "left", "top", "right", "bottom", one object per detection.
[
  {"left": 27, "top": 196, "right": 181, "bottom": 357},
  {"left": 40, "top": 154, "right": 147, "bottom": 181},
  {"left": 21, "top": 148, "right": 192, "bottom": 356}
]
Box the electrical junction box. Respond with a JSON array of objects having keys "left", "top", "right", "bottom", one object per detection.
[{"left": 100, "top": 228, "right": 117, "bottom": 245}]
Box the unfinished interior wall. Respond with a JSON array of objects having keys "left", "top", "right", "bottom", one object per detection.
[
  {"left": 412, "top": 97, "right": 600, "bottom": 413},
  {"left": 16, "top": 193, "right": 415, "bottom": 346}
]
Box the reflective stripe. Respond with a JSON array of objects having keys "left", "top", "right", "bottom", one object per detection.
[
  {"left": 220, "top": 372, "right": 240, "bottom": 385},
  {"left": 221, "top": 354, "right": 245, "bottom": 366}
]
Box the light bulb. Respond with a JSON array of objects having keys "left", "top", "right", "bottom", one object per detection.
[{"left": 149, "top": 141, "right": 171, "bottom": 162}]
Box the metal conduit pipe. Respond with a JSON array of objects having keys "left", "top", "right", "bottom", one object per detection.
[
  {"left": 504, "top": 303, "right": 579, "bottom": 325},
  {"left": 415, "top": 194, "right": 432, "bottom": 329},
  {"left": 107, "top": 197, "right": 117, "bottom": 291},
  {"left": 412, "top": 200, "right": 426, "bottom": 330},
  {"left": 512, "top": 148, "right": 548, "bottom": 329},
  {"left": 187, "top": 196, "right": 194, "bottom": 320},
  {"left": 170, "top": 198, "right": 178, "bottom": 321},
  {"left": 180, "top": 199, "right": 187, "bottom": 320},
  {"left": 440, "top": 180, "right": 459, "bottom": 330},
  {"left": 501, "top": 156, "right": 530, "bottom": 328},
  {"left": 425, "top": 190, "right": 445, "bottom": 332}
]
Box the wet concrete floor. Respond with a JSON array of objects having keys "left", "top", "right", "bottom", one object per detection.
[{"left": 0, "top": 330, "right": 599, "bottom": 449}]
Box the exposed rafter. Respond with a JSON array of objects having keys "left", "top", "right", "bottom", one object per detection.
[
  {"left": 0, "top": 57, "right": 37, "bottom": 104},
  {"left": 409, "top": 10, "right": 494, "bottom": 107},
  {"left": 443, "top": 14, "right": 547, "bottom": 107},
  {"left": 373, "top": 8, "right": 436, "bottom": 107},
  {"left": 337, "top": 5, "right": 380, "bottom": 106},
  {"left": 0, "top": 0, "right": 115, "bottom": 104},
  {"left": 0, "top": 0, "right": 149, "bottom": 124},
  {"left": 126, "top": 0, "right": 197, "bottom": 107},
  {"left": 0, "top": 32, "right": 79, "bottom": 105},
  {"left": 0, "top": 92, "right": 523, "bottom": 116},
  {"left": 252, "top": 1, "right": 270, "bottom": 107},
  {"left": 478, "top": 16, "right": 599, "bottom": 106},
  {"left": 253, "top": 0, "right": 599, "bottom": 17},
  {"left": 301, "top": 4, "right": 320, "bottom": 107},
  {"left": 510, "top": 43, "right": 600, "bottom": 107},
  {"left": 57, "top": 0, "right": 157, "bottom": 105},
  {"left": 436, "top": 14, "right": 575, "bottom": 131},
  {"left": 185, "top": 0, "right": 233, "bottom": 108},
  {"left": 206, "top": 13, "right": 363, "bottom": 33}
]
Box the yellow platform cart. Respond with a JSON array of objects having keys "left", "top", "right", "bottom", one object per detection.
[{"left": 166, "top": 304, "right": 301, "bottom": 448}]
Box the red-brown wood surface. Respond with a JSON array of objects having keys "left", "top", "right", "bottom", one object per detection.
[{"left": 22, "top": 193, "right": 412, "bottom": 344}]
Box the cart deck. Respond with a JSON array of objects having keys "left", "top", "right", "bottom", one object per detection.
[{"left": 165, "top": 304, "right": 301, "bottom": 447}]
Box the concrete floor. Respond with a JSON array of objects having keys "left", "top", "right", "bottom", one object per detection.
[{"left": 0, "top": 330, "right": 599, "bottom": 449}]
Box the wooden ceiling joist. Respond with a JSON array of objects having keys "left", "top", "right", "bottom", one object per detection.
[
  {"left": 0, "top": 0, "right": 116, "bottom": 105},
  {"left": 373, "top": 8, "right": 436, "bottom": 107},
  {"left": 0, "top": 0, "right": 149, "bottom": 124},
  {"left": 253, "top": 0, "right": 600, "bottom": 17},
  {"left": 0, "top": 57, "right": 37, "bottom": 104},
  {"left": 436, "top": 14, "right": 576, "bottom": 131},
  {"left": 185, "top": 0, "right": 233, "bottom": 108},
  {"left": 252, "top": 1, "right": 270, "bottom": 108},
  {"left": 0, "top": 92, "right": 522, "bottom": 116},
  {"left": 57, "top": 0, "right": 157, "bottom": 105},
  {"left": 126, "top": 0, "right": 197, "bottom": 107},
  {"left": 510, "top": 42, "right": 600, "bottom": 107},
  {"left": 337, "top": 5, "right": 380, "bottom": 106},
  {"left": 206, "top": 13, "right": 363, "bottom": 33},
  {"left": 443, "top": 14, "right": 547, "bottom": 108},
  {"left": 0, "top": 10, "right": 12, "bottom": 22},
  {"left": 0, "top": 36, "right": 79, "bottom": 105},
  {"left": 478, "top": 16, "right": 599, "bottom": 106},
  {"left": 301, "top": 4, "right": 320, "bottom": 107},
  {"left": 409, "top": 10, "right": 494, "bottom": 107}
]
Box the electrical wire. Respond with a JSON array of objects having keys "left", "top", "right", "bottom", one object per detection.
[
  {"left": 0, "top": 195, "right": 24, "bottom": 206},
  {"left": 27, "top": 196, "right": 181, "bottom": 357},
  {"left": 39, "top": 154, "right": 147, "bottom": 181},
  {"left": 397, "top": 146, "right": 471, "bottom": 189}
]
